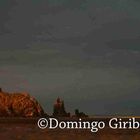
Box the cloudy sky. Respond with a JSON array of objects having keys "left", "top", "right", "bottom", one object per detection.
[{"left": 0, "top": 0, "right": 140, "bottom": 115}]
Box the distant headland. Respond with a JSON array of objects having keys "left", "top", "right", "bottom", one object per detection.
[{"left": 0, "top": 88, "right": 88, "bottom": 118}]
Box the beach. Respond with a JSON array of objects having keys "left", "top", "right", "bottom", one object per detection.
[{"left": 0, "top": 117, "right": 140, "bottom": 140}]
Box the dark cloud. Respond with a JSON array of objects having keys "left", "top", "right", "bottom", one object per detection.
[{"left": 0, "top": 0, "right": 140, "bottom": 115}]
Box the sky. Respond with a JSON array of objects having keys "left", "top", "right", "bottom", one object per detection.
[{"left": 0, "top": 0, "right": 140, "bottom": 115}]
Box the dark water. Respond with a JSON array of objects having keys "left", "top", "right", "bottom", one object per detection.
[{"left": 0, "top": 118, "right": 140, "bottom": 140}]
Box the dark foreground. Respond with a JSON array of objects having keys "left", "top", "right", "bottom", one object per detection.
[{"left": 0, "top": 117, "right": 140, "bottom": 140}]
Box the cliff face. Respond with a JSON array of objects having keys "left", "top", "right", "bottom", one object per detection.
[{"left": 0, "top": 90, "right": 45, "bottom": 117}]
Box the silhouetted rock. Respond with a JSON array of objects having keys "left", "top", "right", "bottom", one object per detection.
[
  {"left": 74, "top": 109, "right": 88, "bottom": 118},
  {"left": 53, "top": 97, "right": 70, "bottom": 117},
  {"left": 0, "top": 90, "right": 45, "bottom": 117}
]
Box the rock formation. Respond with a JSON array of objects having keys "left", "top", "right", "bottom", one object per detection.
[
  {"left": 53, "top": 97, "right": 70, "bottom": 117},
  {"left": 74, "top": 109, "right": 88, "bottom": 118},
  {"left": 0, "top": 89, "right": 45, "bottom": 117}
]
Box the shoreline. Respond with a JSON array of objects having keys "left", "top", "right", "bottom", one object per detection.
[{"left": 0, "top": 116, "right": 140, "bottom": 123}]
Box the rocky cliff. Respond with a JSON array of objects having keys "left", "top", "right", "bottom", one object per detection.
[{"left": 0, "top": 89, "right": 45, "bottom": 117}]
